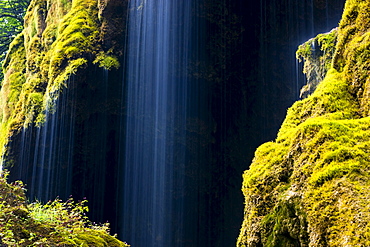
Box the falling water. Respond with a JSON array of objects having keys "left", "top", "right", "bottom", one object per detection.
[
  {"left": 8, "top": 68, "right": 122, "bottom": 223},
  {"left": 13, "top": 76, "right": 77, "bottom": 202},
  {"left": 2, "top": 1, "right": 348, "bottom": 246},
  {"left": 120, "top": 1, "right": 194, "bottom": 246}
]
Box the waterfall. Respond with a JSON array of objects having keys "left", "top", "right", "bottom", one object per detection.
[
  {"left": 119, "top": 1, "right": 194, "bottom": 245},
  {"left": 14, "top": 76, "right": 77, "bottom": 202},
  {"left": 9, "top": 68, "right": 122, "bottom": 223},
  {"left": 2, "top": 0, "right": 348, "bottom": 246}
]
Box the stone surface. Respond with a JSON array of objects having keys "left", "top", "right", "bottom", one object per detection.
[{"left": 238, "top": 0, "right": 370, "bottom": 246}]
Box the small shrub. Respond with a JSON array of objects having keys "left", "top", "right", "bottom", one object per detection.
[{"left": 0, "top": 171, "right": 129, "bottom": 246}]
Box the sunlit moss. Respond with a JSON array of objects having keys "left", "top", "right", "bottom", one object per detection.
[
  {"left": 0, "top": 0, "right": 122, "bottom": 162},
  {"left": 93, "top": 51, "right": 120, "bottom": 70},
  {"left": 0, "top": 172, "right": 129, "bottom": 246},
  {"left": 2, "top": 33, "right": 26, "bottom": 71},
  {"left": 238, "top": 0, "right": 370, "bottom": 245},
  {"left": 239, "top": 71, "right": 370, "bottom": 246},
  {"left": 334, "top": 0, "right": 370, "bottom": 115},
  {"left": 296, "top": 29, "right": 338, "bottom": 98},
  {"left": 277, "top": 69, "right": 359, "bottom": 143}
]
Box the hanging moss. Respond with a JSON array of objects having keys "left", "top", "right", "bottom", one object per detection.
[
  {"left": 296, "top": 28, "right": 338, "bottom": 98},
  {"left": 0, "top": 1, "right": 127, "bottom": 244},
  {"left": 0, "top": 0, "right": 122, "bottom": 162},
  {"left": 238, "top": 0, "right": 370, "bottom": 246},
  {"left": 333, "top": 0, "right": 370, "bottom": 115}
]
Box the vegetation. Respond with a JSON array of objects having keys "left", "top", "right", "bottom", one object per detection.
[
  {"left": 0, "top": 0, "right": 122, "bottom": 163},
  {"left": 0, "top": 1, "right": 126, "bottom": 243},
  {"left": 0, "top": 171, "right": 129, "bottom": 246},
  {"left": 238, "top": 0, "right": 370, "bottom": 246},
  {"left": 296, "top": 28, "right": 338, "bottom": 98},
  {"left": 0, "top": 0, "right": 30, "bottom": 82}
]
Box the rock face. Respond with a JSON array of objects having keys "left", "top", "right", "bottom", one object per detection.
[
  {"left": 237, "top": 0, "right": 370, "bottom": 246},
  {"left": 0, "top": 0, "right": 126, "bottom": 163},
  {"left": 0, "top": 0, "right": 128, "bottom": 239},
  {"left": 296, "top": 28, "right": 338, "bottom": 98}
]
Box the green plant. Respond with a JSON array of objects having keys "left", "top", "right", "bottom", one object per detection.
[{"left": 0, "top": 171, "right": 129, "bottom": 246}]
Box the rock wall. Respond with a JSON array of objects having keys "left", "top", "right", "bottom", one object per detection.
[
  {"left": 237, "top": 0, "right": 370, "bottom": 246},
  {"left": 0, "top": 1, "right": 130, "bottom": 245},
  {"left": 296, "top": 28, "right": 338, "bottom": 98},
  {"left": 0, "top": 0, "right": 130, "bottom": 234},
  {"left": 0, "top": 0, "right": 126, "bottom": 165}
]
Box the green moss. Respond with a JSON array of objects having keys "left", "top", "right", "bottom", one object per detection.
[
  {"left": 0, "top": 0, "right": 123, "bottom": 160},
  {"left": 333, "top": 0, "right": 370, "bottom": 115},
  {"left": 242, "top": 142, "right": 289, "bottom": 194},
  {"left": 93, "top": 51, "right": 120, "bottom": 70},
  {"left": 277, "top": 69, "right": 359, "bottom": 143},
  {"left": 238, "top": 1, "right": 370, "bottom": 245},
  {"left": 71, "top": 230, "right": 127, "bottom": 247},
  {"left": 296, "top": 29, "right": 338, "bottom": 98},
  {"left": 8, "top": 73, "right": 25, "bottom": 102},
  {"left": 0, "top": 172, "right": 129, "bottom": 246},
  {"left": 0, "top": 1, "right": 127, "bottom": 241},
  {"left": 260, "top": 198, "right": 308, "bottom": 247},
  {"left": 239, "top": 70, "right": 370, "bottom": 245},
  {"left": 42, "top": 23, "right": 57, "bottom": 47},
  {"left": 2, "top": 33, "right": 25, "bottom": 70}
]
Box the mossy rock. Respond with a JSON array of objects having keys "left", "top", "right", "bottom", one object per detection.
[
  {"left": 296, "top": 28, "right": 338, "bottom": 98},
  {"left": 72, "top": 230, "right": 128, "bottom": 247},
  {"left": 0, "top": 0, "right": 123, "bottom": 164},
  {"left": 238, "top": 0, "right": 370, "bottom": 246},
  {"left": 0, "top": 173, "right": 129, "bottom": 246}
]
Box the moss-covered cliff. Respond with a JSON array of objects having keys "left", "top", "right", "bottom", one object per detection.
[
  {"left": 0, "top": 0, "right": 125, "bottom": 165},
  {"left": 237, "top": 0, "right": 370, "bottom": 246},
  {"left": 296, "top": 28, "right": 338, "bottom": 98},
  {"left": 0, "top": 0, "right": 128, "bottom": 245}
]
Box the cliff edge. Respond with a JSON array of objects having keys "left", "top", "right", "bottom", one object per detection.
[
  {"left": 0, "top": 0, "right": 126, "bottom": 164},
  {"left": 0, "top": 0, "right": 129, "bottom": 245},
  {"left": 238, "top": 0, "right": 370, "bottom": 246}
]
